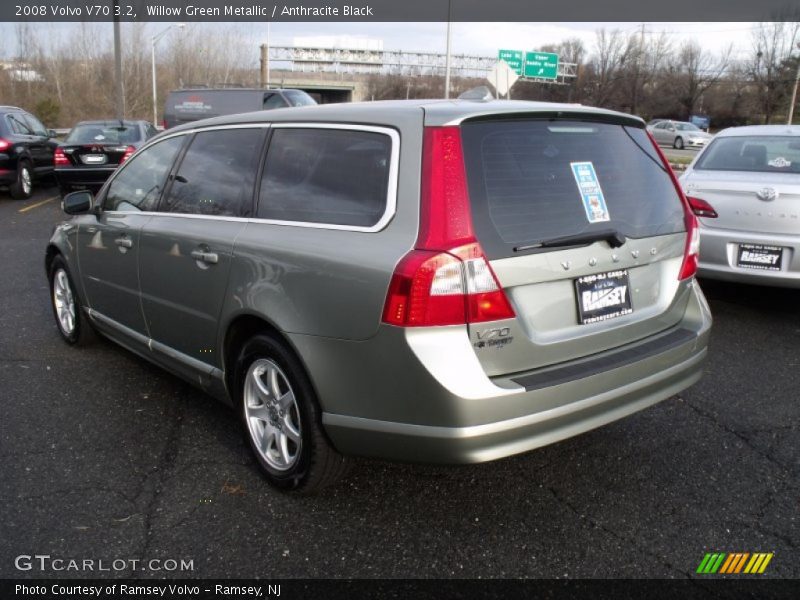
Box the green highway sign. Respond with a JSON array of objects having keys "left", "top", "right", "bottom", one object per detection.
[
  {"left": 498, "top": 49, "right": 524, "bottom": 76},
  {"left": 524, "top": 51, "right": 559, "bottom": 80}
]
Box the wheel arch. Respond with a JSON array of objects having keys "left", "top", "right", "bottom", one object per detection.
[{"left": 221, "top": 312, "right": 317, "bottom": 406}]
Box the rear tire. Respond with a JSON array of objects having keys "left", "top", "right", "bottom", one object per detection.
[
  {"left": 234, "top": 333, "right": 349, "bottom": 493},
  {"left": 9, "top": 161, "right": 33, "bottom": 199},
  {"left": 48, "top": 255, "right": 95, "bottom": 346},
  {"left": 674, "top": 137, "right": 684, "bottom": 150}
]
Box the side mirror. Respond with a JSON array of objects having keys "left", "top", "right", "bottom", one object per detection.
[
  {"left": 48, "top": 129, "right": 58, "bottom": 138},
  {"left": 62, "top": 190, "right": 94, "bottom": 215}
]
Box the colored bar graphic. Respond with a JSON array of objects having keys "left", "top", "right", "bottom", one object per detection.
[{"left": 698, "top": 552, "right": 774, "bottom": 575}]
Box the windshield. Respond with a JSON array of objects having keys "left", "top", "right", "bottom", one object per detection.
[
  {"left": 65, "top": 124, "right": 141, "bottom": 145},
  {"left": 282, "top": 90, "right": 317, "bottom": 107},
  {"left": 461, "top": 119, "right": 686, "bottom": 257},
  {"left": 694, "top": 136, "right": 800, "bottom": 173},
  {"left": 675, "top": 123, "right": 700, "bottom": 132}
]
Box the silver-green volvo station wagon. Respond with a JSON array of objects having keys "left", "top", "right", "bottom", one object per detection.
[{"left": 46, "top": 100, "right": 712, "bottom": 492}]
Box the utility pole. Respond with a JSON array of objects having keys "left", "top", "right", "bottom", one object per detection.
[
  {"left": 444, "top": 0, "right": 452, "bottom": 99},
  {"left": 260, "top": 44, "right": 268, "bottom": 88},
  {"left": 788, "top": 42, "right": 800, "bottom": 125},
  {"left": 113, "top": 0, "right": 124, "bottom": 119}
]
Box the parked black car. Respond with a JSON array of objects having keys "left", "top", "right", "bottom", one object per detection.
[
  {"left": 163, "top": 88, "right": 317, "bottom": 129},
  {"left": 0, "top": 105, "right": 58, "bottom": 199},
  {"left": 55, "top": 120, "right": 159, "bottom": 195}
]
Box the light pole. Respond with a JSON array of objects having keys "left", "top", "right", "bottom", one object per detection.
[
  {"left": 151, "top": 23, "right": 185, "bottom": 127},
  {"left": 788, "top": 42, "right": 800, "bottom": 126}
]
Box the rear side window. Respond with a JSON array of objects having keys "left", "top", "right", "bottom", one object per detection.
[
  {"left": 461, "top": 119, "right": 686, "bottom": 256},
  {"left": 105, "top": 136, "right": 185, "bottom": 212},
  {"left": 7, "top": 114, "right": 33, "bottom": 135},
  {"left": 694, "top": 136, "right": 800, "bottom": 173},
  {"left": 258, "top": 128, "right": 393, "bottom": 228},
  {"left": 162, "top": 128, "right": 265, "bottom": 217}
]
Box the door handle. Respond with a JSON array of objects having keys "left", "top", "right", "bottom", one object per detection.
[
  {"left": 190, "top": 249, "right": 219, "bottom": 264},
  {"left": 115, "top": 237, "right": 133, "bottom": 248}
]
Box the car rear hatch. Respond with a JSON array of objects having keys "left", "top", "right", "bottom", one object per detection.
[
  {"left": 381, "top": 109, "right": 697, "bottom": 379},
  {"left": 683, "top": 136, "right": 800, "bottom": 235},
  {"left": 458, "top": 116, "right": 694, "bottom": 376}
]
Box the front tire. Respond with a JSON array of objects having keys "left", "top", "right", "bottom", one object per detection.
[
  {"left": 48, "top": 255, "right": 94, "bottom": 346},
  {"left": 674, "top": 137, "right": 684, "bottom": 150},
  {"left": 9, "top": 161, "right": 33, "bottom": 199},
  {"left": 234, "top": 334, "right": 349, "bottom": 493}
]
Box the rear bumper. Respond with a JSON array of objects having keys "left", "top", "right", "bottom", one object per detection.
[
  {"left": 291, "top": 280, "right": 711, "bottom": 464},
  {"left": 55, "top": 167, "right": 117, "bottom": 189},
  {"left": 0, "top": 155, "right": 15, "bottom": 185},
  {"left": 697, "top": 226, "right": 800, "bottom": 288}
]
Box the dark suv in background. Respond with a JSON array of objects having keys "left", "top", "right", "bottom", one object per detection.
[{"left": 0, "top": 106, "right": 58, "bottom": 199}]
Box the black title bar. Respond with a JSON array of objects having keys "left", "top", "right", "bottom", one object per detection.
[{"left": 3, "top": 0, "right": 800, "bottom": 22}]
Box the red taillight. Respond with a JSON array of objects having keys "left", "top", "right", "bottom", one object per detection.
[
  {"left": 382, "top": 127, "right": 515, "bottom": 327},
  {"left": 646, "top": 131, "right": 700, "bottom": 281},
  {"left": 54, "top": 147, "right": 69, "bottom": 166},
  {"left": 0, "top": 138, "right": 10, "bottom": 152},
  {"left": 120, "top": 145, "right": 136, "bottom": 163},
  {"left": 160, "top": 119, "right": 167, "bottom": 130},
  {"left": 686, "top": 196, "right": 718, "bottom": 219}
]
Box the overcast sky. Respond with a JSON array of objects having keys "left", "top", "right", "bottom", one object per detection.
[{"left": 0, "top": 21, "right": 774, "bottom": 60}]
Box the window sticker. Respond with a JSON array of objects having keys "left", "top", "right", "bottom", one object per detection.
[
  {"left": 768, "top": 157, "right": 791, "bottom": 168},
  {"left": 570, "top": 161, "right": 610, "bottom": 223}
]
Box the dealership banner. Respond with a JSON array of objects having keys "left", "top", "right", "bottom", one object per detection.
[{"left": 2, "top": 0, "right": 799, "bottom": 22}]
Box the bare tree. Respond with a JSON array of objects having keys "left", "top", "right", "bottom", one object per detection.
[
  {"left": 665, "top": 41, "right": 731, "bottom": 118},
  {"left": 748, "top": 20, "right": 800, "bottom": 123}
]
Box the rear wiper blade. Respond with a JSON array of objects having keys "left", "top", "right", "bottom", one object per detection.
[{"left": 514, "top": 229, "right": 627, "bottom": 252}]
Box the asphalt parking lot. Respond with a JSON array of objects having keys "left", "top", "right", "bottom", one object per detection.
[{"left": 0, "top": 185, "right": 797, "bottom": 580}]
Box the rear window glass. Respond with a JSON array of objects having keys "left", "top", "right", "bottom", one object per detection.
[
  {"left": 694, "top": 136, "right": 800, "bottom": 174},
  {"left": 282, "top": 90, "right": 316, "bottom": 107},
  {"left": 66, "top": 124, "right": 141, "bottom": 145},
  {"left": 258, "top": 128, "right": 392, "bottom": 228},
  {"left": 461, "top": 119, "right": 686, "bottom": 256}
]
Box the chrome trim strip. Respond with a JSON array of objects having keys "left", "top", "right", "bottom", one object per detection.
[
  {"left": 102, "top": 122, "right": 400, "bottom": 233},
  {"left": 87, "top": 308, "right": 223, "bottom": 380}
]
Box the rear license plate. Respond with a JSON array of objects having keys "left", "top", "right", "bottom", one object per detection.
[
  {"left": 81, "top": 154, "right": 107, "bottom": 165},
  {"left": 736, "top": 244, "right": 783, "bottom": 271},
  {"left": 575, "top": 270, "right": 633, "bottom": 324}
]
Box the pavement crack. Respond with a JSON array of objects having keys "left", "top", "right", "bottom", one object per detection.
[
  {"left": 547, "top": 486, "right": 692, "bottom": 578},
  {"left": 680, "top": 398, "right": 795, "bottom": 478},
  {"left": 128, "top": 400, "right": 186, "bottom": 577}
]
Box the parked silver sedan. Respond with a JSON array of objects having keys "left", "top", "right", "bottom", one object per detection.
[
  {"left": 680, "top": 125, "right": 800, "bottom": 288},
  {"left": 648, "top": 120, "right": 713, "bottom": 149}
]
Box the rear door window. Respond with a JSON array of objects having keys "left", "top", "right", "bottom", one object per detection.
[
  {"left": 161, "top": 128, "right": 266, "bottom": 217},
  {"left": 257, "top": 127, "right": 393, "bottom": 228},
  {"left": 460, "top": 119, "right": 686, "bottom": 257}
]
